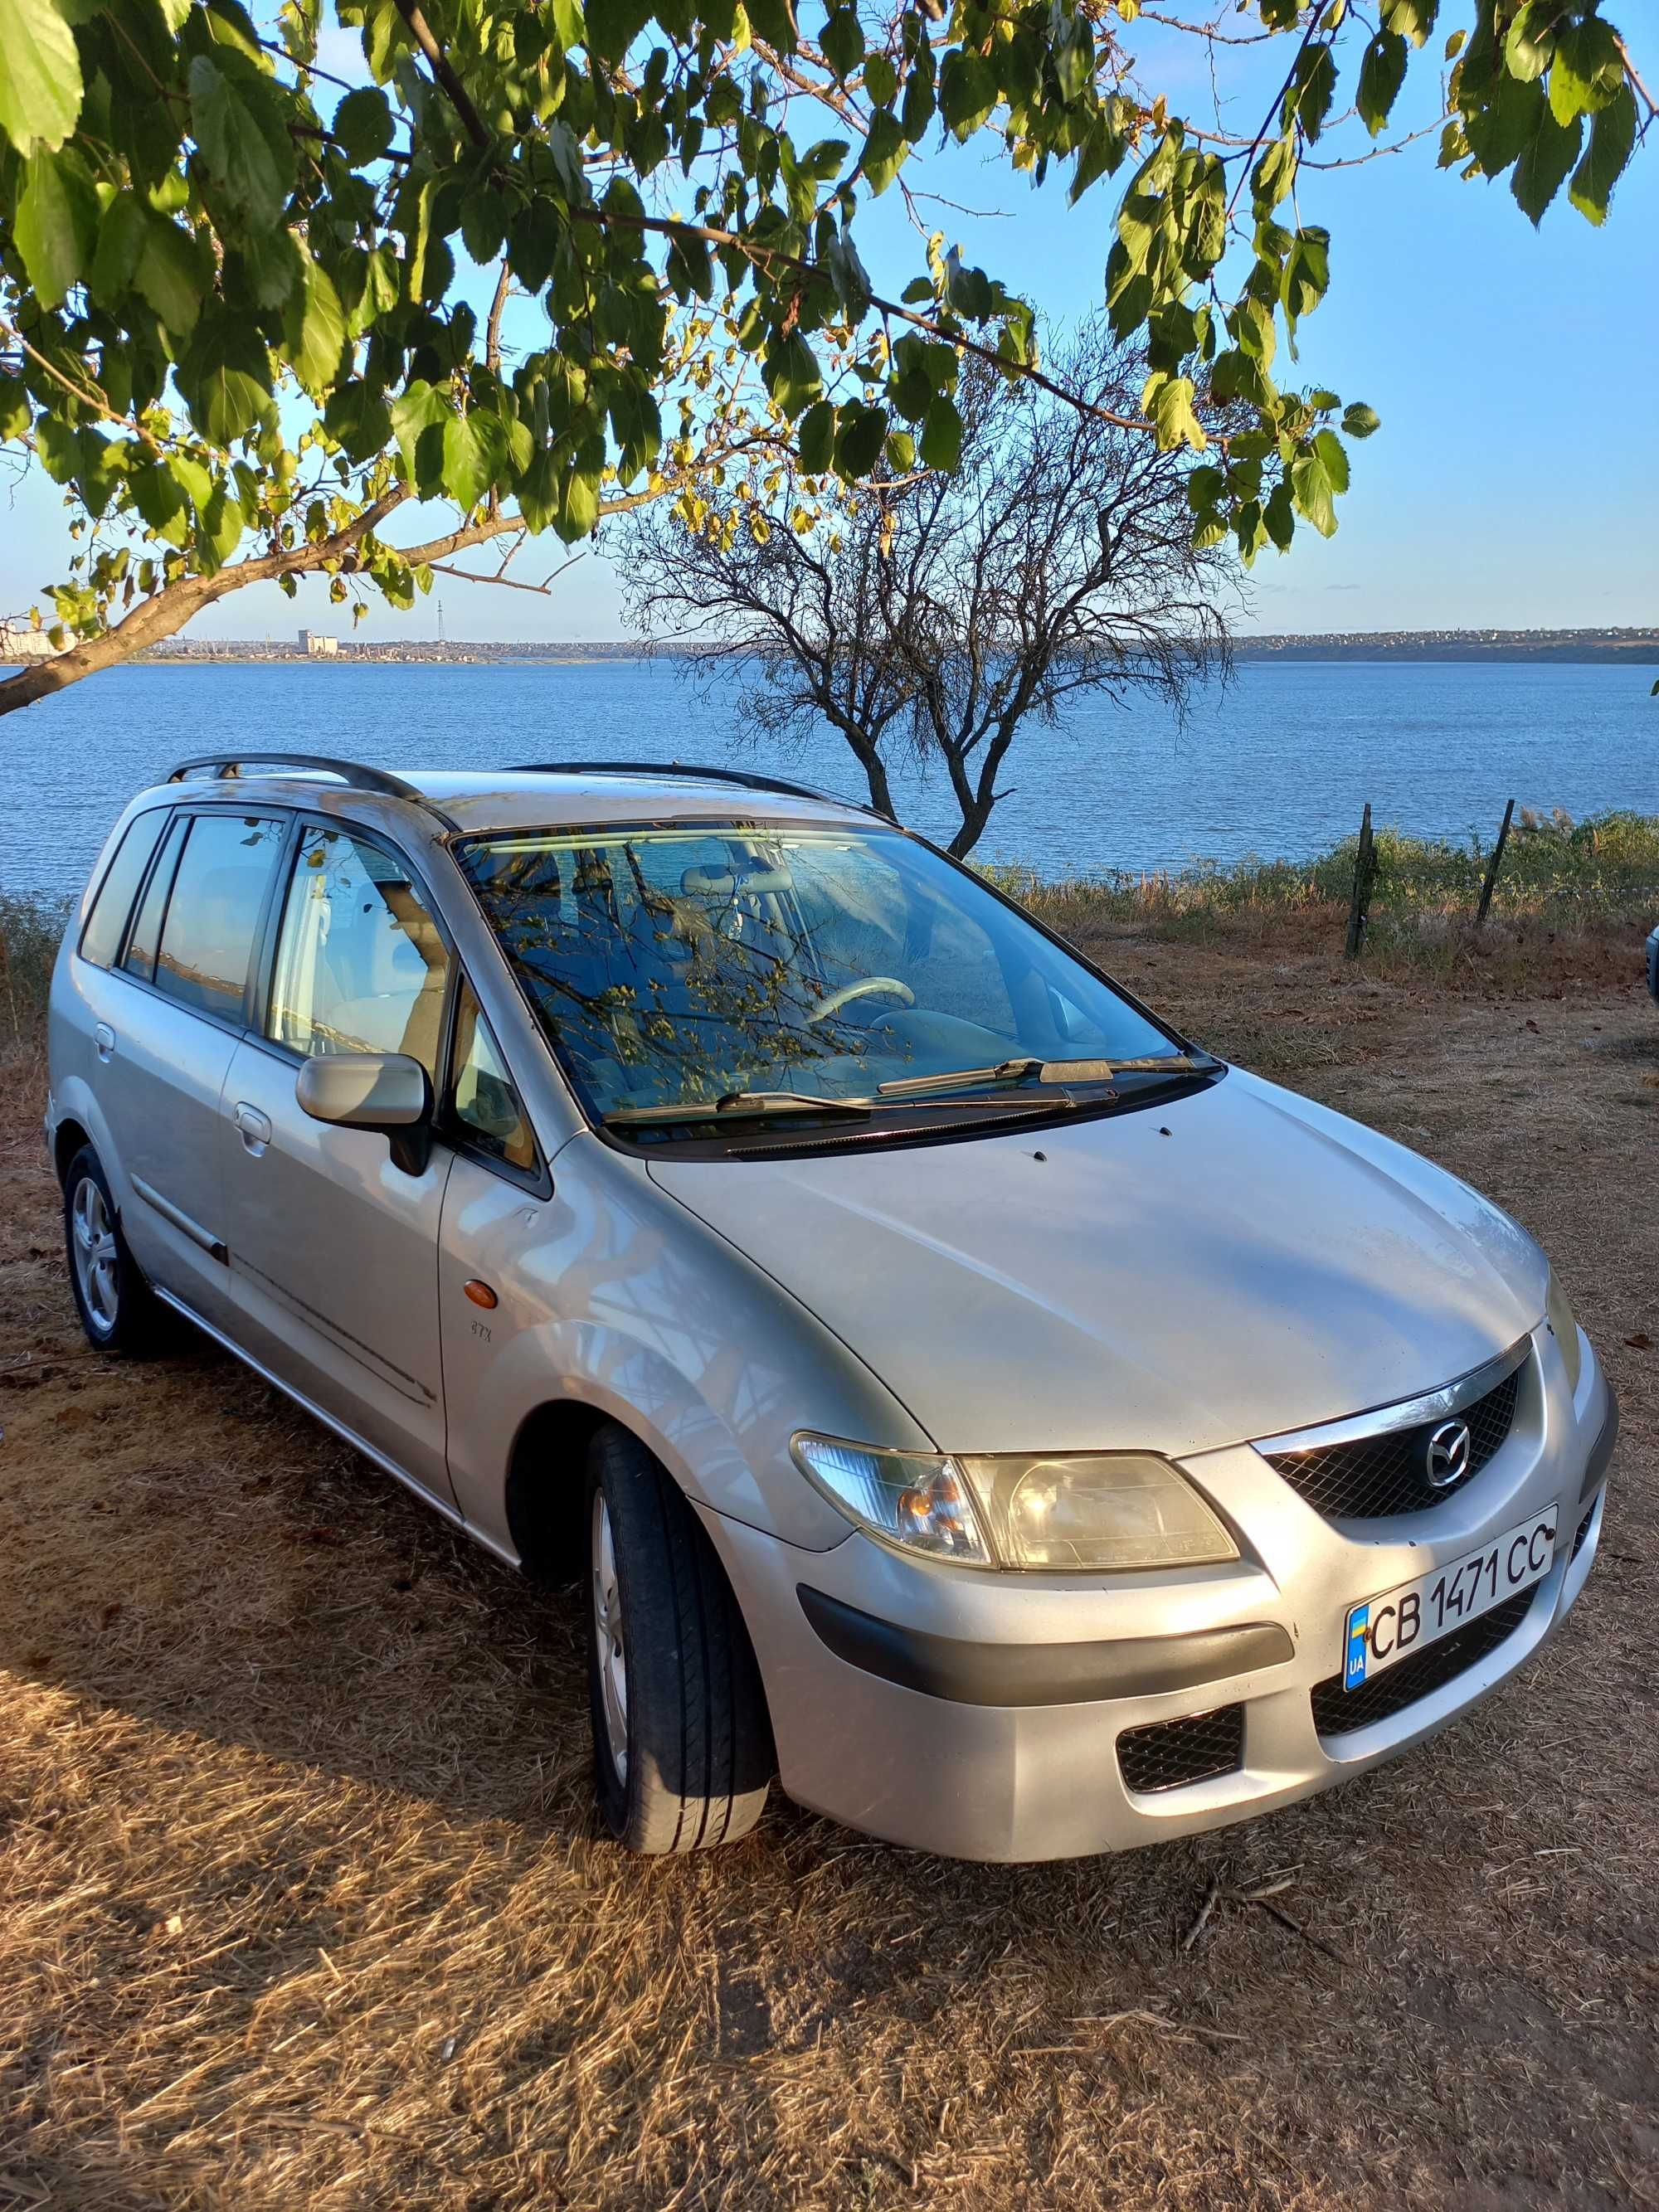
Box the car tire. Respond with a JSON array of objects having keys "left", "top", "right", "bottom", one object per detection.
[
  {"left": 586, "top": 1422, "right": 774, "bottom": 1854},
  {"left": 62, "top": 1146, "right": 169, "bottom": 1356}
]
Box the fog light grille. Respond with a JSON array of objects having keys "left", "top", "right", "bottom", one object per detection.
[
  {"left": 1266, "top": 1363, "right": 1523, "bottom": 1522},
  {"left": 1117, "top": 1704, "right": 1244, "bottom": 1795},
  {"left": 1311, "top": 1587, "right": 1535, "bottom": 1738},
  {"left": 1569, "top": 1499, "right": 1597, "bottom": 1563}
]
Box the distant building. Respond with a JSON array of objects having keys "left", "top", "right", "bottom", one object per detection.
[
  {"left": 0, "top": 615, "right": 69, "bottom": 662},
  {"left": 299, "top": 630, "right": 340, "bottom": 658}
]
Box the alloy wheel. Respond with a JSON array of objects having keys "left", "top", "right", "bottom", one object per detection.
[
  {"left": 591, "top": 1490, "right": 629, "bottom": 1781},
  {"left": 71, "top": 1176, "right": 119, "bottom": 1335}
]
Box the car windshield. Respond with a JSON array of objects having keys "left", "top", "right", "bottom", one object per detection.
[{"left": 457, "top": 821, "right": 1185, "bottom": 1125}]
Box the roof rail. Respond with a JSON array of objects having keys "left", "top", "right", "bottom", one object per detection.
[
  {"left": 168, "top": 752, "right": 430, "bottom": 803},
  {"left": 508, "top": 760, "right": 882, "bottom": 816}
]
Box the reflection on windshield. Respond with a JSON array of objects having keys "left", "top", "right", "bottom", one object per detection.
[{"left": 457, "top": 823, "right": 1179, "bottom": 1124}]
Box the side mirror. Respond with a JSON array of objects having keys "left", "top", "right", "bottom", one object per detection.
[{"left": 295, "top": 1051, "right": 435, "bottom": 1176}]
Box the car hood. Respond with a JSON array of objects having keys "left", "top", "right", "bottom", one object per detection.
[{"left": 645, "top": 1070, "right": 1549, "bottom": 1458}]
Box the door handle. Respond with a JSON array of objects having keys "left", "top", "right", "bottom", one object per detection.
[
  {"left": 233, "top": 1101, "right": 272, "bottom": 1155},
  {"left": 94, "top": 1022, "right": 115, "bottom": 1062}
]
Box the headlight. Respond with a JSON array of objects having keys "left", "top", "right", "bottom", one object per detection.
[
  {"left": 791, "top": 1436, "right": 1238, "bottom": 1572},
  {"left": 1545, "top": 1271, "right": 1583, "bottom": 1395}
]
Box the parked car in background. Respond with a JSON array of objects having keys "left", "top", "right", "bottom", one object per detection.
[{"left": 46, "top": 755, "right": 1618, "bottom": 1860}]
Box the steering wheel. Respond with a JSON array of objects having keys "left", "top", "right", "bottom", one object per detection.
[{"left": 808, "top": 976, "right": 916, "bottom": 1023}]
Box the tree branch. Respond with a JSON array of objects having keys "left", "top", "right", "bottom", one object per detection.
[{"left": 390, "top": 0, "right": 491, "bottom": 147}]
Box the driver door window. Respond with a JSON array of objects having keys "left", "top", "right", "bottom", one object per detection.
[{"left": 266, "top": 826, "right": 450, "bottom": 1076}]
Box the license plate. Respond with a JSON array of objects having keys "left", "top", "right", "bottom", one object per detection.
[{"left": 1343, "top": 1505, "right": 1559, "bottom": 1691}]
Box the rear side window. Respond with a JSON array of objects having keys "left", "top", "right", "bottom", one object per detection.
[
  {"left": 267, "top": 825, "right": 450, "bottom": 1075},
  {"left": 148, "top": 814, "right": 287, "bottom": 1020},
  {"left": 124, "top": 813, "right": 189, "bottom": 983},
  {"left": 80, "top": 810, "right": 169, "bottom": 969}
]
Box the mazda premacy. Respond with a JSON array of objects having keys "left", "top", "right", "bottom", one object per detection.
[{"left": 46, "top": 755, "right": 1617, "bottom": 1859}]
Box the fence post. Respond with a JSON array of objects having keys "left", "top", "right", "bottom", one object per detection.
[
  {"left": 1475, "top": 798, "right": 1515, "bottom": 929},
  {"left": 1343, "top": 801, "right": 1375, "bottom": 960}
]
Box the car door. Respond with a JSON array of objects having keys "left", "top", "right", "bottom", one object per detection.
[
  {"left": 431, "top": 975, "right": 554, "bottom": 1555},
  {"left": 79, "top": 805, "right": 290, "bottom": 1325},
  {"left": 218, "top": 818, "right": 456, "bottom": 1505}
]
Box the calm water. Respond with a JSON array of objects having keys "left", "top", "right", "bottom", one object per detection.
[{"left": 1, "top": 655, "right": 1654, "bottom": 898}]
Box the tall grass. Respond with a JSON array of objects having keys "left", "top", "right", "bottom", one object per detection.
[
  {"left": 985, "top": 809, "right": 1659, "bottom": 951},
  {"left": 0, "top": 892, "right": 69, "bottom": 1052}
]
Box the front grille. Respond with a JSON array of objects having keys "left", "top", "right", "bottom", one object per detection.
[
  {"left": 1569, "top": 1498, "right": 1597, "bottom": 1563},
  {"left": 1265, "top": 1363, "right": 1523, "bottom": 1521},
  {"left": 1117, "top": 1704, "right": 1244, "bottom": 1795},
  {"left": 1311, "top": 1587, "right": 1535, "bottom": 1738}
]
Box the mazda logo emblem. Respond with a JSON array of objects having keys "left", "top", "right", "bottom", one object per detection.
[{"left": 1423, "top": 1419, "right": 1473, "bottom": 1489}]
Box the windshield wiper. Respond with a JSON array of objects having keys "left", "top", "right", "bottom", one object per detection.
[
  {"left": 874, "top": 1053, "right": 1204, "bottom": 1101},
  {"left": 606, "top": 1091, "right": 875, "bottom": 1128}
]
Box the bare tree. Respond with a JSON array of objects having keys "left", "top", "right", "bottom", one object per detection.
[{"left": 622, "top": 323, "right": 1234, "bottom": 858}]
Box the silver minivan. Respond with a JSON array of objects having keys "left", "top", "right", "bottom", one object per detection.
[{"left": 47, "top": 755, "right": 1617, "bottom": 1860}]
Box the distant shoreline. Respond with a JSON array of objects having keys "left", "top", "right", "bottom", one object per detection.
[{"left": 9, "top": 645, "right": 1659, "bottom": 672}]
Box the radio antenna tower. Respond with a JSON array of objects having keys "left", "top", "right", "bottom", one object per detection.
[{"left": 436, "top": 599, "right": 446, "bottom": 645}]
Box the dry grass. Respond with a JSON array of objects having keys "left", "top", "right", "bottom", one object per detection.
[{"left": 1, "top": 923, "right": 1657, "bottom": 2210}]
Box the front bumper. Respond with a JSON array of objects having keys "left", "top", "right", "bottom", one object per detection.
[{"left": 701, "top": 1323, "right": 1615, "bottom": 1862}]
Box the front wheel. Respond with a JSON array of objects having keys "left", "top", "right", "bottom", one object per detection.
[
  {"left": 62, "top": 1146, "right": 168, "bottom": 1356},
  {"left": 586, "top": 1424, "right": 774, "bottom": 1854}
]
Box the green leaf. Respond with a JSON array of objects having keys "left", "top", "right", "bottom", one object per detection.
[
  {"left": 1143, "top": 371, "right": 1205, "bottom": 455},
  {"left": 285, "top": 255, "right": 347, "bottom": 395},
  {"left": 1356, "top": 30, "right": 1408, "bottom": 138},
  {"left": 0, "top": 0, "right": 83, "bottom": 154},
  {"left": 861, "top": 108, "right": 906, "bottom": 195},
  {"left": 15, "top": 145, "right": 98, "bottom": 308},
  {"left": 1263, "top": 479, "right": 1296, "bottom": 552},
  {"left": 864, "top": 54, "right": 897, "bottom": 109},
  {"left": 606, "top": 378, "right": 660, "bottom": 480},
  {"left": 1312, "top": 427, "right": 1350, "bottom": 495},
  {"left": 1503, "top": 1, "right": 1557, "bottom": 83},
  {"left": 1510, "top": 106, "right": 1581, "bottom": 225},
  {"left": 389, "top": 378, "right": 452, "bottom": 486},
  {"left": 1290, "top": 447, "right": 1339, "bottom": 537},
  {"left": 239, "top": 224, "right": 302, "bottom": 310},
  {"left": 188, "top": 55, "right": 290, "bottom": 230},
  {"left": 176, "top": 315, "right": 272, "bottom": 446},
  {"left": 548, "top": 0, "right": 583, "bottom": 47},
  {"left": 763, "top": 331, "right": 821, "bottom": 419},
  {"left": 89, "top": 191, "right": 148, "bottom": 305},
  {"left": 134, "top": 213, "right": 207, "bottom": 335},
  {"left": 1546, "top": 17, "right": 1623, "bottom": 125},
  {"left": 820, "top": 5, "right": 864, "bottom": 81},
  {"left": 333, "top": 85, "right": 394, "bottom": 163},
  {"left": 356, "top": 241, "right": 401, "bottom": 331},
  {"left": 127, "top": 459, "right": 192, "bottom": 547},
  {"left": 1568, "top": 83, "right": 1637, "bottom": 225},
  {"left": 0, "top": 376, "right": 30, "bottom": 440},
  {"left": 918, "top": 393, "right": 962, "bottom": 472},
  {"left": 833, "top": 401, "right": 887, "bottom": 479},
  {"left": 1340, "top": 401, "right": 1381, "bottom": 439},
  {"left": 324, "top": 383, "right": 392, "bottom": 462},
  {"left": 441, "top": 410, "right": 492, "bottom": 510},
  {"left": 584, "top": 0, "right": 649, "bottom": 67},
  {"left": 938, "top": 51, "right": 995, "bottom": 139},
  {"left": 797, "top": 398, "right": 836, "bottom": 474}
]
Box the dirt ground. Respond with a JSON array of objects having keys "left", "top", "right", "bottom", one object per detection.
[{"left": 2, "top": 928, "right": 1656, "bottom": 2212}]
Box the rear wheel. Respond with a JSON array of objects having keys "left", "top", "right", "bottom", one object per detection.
[
  {"left": 586, "top": 1423, "right": 774, "bottom": 1854},
  {"left": 62, "top": 1146, "right": 168, "bottom": 1356}
]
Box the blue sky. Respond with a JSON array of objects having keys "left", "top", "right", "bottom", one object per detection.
[{"left": 2, "top": 21, "right": 1655, "bottom": 642}]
